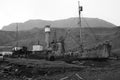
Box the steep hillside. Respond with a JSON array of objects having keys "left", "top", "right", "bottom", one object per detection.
[
  {"left": 2, "top": 17, "right": 116, "bottom": 31},
  {"left": 0, "top": 27, "right": 119, "bottom": 51},
  {"left": 0, "top": 31, "right": 16, "bottom": 45}
]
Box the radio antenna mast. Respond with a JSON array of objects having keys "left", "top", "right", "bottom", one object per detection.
[{"left": 78, "top": 1, "right": 83, "bottom": 51}]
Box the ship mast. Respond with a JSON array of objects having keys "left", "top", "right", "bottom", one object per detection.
[
  {"left": 16, "top": 23, "right": 19, "bottom": 48},
  {"left": 78, "top": 1, "right": 83, "bottom": 51}
]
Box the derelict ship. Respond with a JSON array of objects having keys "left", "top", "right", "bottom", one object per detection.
[
  {"left": 41, "top": 1, "right": 111, "bottom": 61},
  {"left": 12, "top": 1, "right": 111, "bottom": 62}
]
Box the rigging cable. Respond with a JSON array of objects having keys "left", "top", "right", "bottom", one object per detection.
[
  {"left": 82, "top": 18, "right": 100, "bottom": 42},
  {"left": 64, "top": 29, "right": 79, "bottom": 45}
]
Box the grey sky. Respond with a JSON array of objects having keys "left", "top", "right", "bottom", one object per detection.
[{"left": 0, "top": 0, "right": 120, "bottom": 29}]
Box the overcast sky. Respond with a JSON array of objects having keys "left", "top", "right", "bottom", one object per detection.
[{"left": 0, "top": 0, "right": 120, "bottom": 29}]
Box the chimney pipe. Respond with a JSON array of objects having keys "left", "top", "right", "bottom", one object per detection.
[{"left": 45, "top": 25, "right": 50, "bottom": 49}]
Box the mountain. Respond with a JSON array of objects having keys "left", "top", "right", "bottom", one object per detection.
[{"left": 2, "top": 17, "right": 116, "bottom": 31}]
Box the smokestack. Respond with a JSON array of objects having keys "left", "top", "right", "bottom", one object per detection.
[{"left": 45, "top": 25, "right": 51, "bottom": 49}]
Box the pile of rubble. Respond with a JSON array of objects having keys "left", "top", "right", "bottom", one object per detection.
[
  {"left": 0, "top": 58, "right": 119, "bottom": 80},
  {"left": 0, "top": 60, "right": 84, "bottom": 80}
]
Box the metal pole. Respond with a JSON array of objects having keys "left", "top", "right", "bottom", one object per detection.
[
  {"left": 78, "top": 1, "right": 83, "bottom": 51},
  {"left": 16, "top": 23, "right": 18, "bottom": 47}
]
